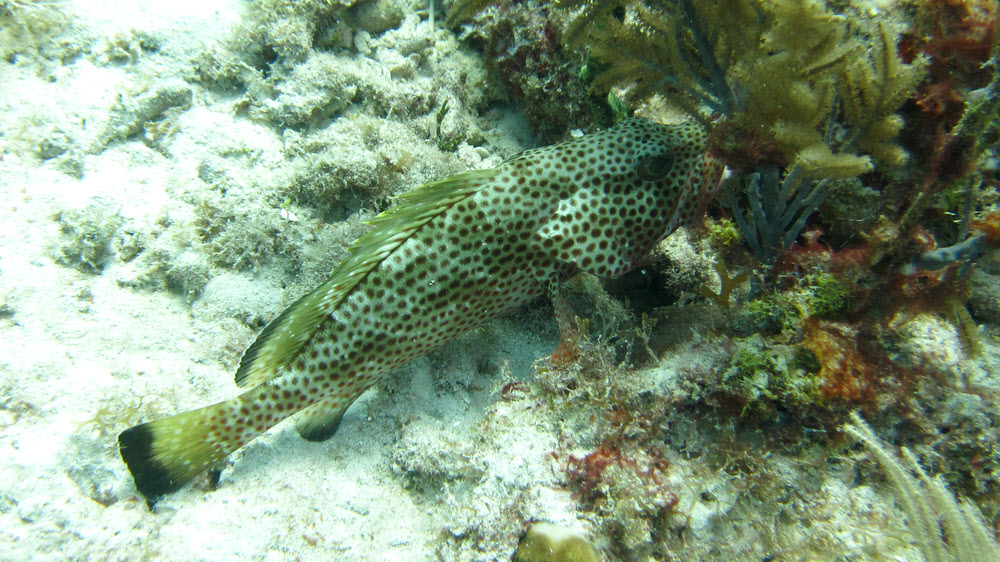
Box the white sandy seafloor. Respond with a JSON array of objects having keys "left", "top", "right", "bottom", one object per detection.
[{"left": 0, "top": 0, "right": 998, "bottom": 560}]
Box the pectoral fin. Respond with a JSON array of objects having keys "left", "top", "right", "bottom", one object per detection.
[{"left": 295, "top": 398, "right": 352, "bottom": 442}]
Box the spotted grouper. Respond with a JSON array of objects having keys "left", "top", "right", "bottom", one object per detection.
[{"left": 118, "top": 117, "right": 723, "bottom": 504}]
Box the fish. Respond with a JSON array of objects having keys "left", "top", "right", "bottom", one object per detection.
[{"left": 117, "top": 117, "right": 724, "bottom": 505}]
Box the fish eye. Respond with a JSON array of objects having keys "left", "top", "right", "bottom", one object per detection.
[{"left": 635, "top": 152, "right": 675, "bottom": 181}]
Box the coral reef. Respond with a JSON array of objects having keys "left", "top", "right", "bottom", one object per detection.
[{"left": 449, "top": 0, "right": 597, "bottom": 142}]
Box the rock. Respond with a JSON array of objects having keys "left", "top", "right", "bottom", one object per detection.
[{"left": 512, "top": 522, "right": 601, "bottom": 562}]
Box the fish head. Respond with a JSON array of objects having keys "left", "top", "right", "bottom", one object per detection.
[
  {"left": 622, "top": 118, "right": 725, "bottom": 233},
  {"left": 533, "top": 117, "right": 725, "bottom": 278}
]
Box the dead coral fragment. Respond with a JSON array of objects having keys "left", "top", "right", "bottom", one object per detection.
[
  {"left": 103, "top": 80, "right": 192, "bottom": 145},
  {"left": 54, "top": 200, "right": 124, "bottom": 273},
  {"left": 194, "top": 198, "right": 301, "bottom": 272},
  {"left": 513, "top": 522, "right": 601, "bottom": 562}
]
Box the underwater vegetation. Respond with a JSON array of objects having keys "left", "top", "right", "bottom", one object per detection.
[{"left": 844, "top": 412, "right": 1000, "bottom": 561}]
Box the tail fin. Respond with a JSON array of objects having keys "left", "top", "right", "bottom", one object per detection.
[{"left": 118, "top": 399, "right": 244, "bottom": 506}]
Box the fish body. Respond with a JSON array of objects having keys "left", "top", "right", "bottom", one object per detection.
[{"left": 118, "top": 117, "right": 723, "bottom": 504}]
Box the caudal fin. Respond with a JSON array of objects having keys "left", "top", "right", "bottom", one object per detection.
[{"left": 118, "top": 400, "right": 242, "bottom": 506}]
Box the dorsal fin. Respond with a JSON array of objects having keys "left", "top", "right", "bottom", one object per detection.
[{"left": 234, "top": 167, "right": 500, "bottom": 389}]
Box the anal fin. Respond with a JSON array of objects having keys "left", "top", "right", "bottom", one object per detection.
[{"left": 295, "top": 398, "right": 351, "bottom": 442}]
